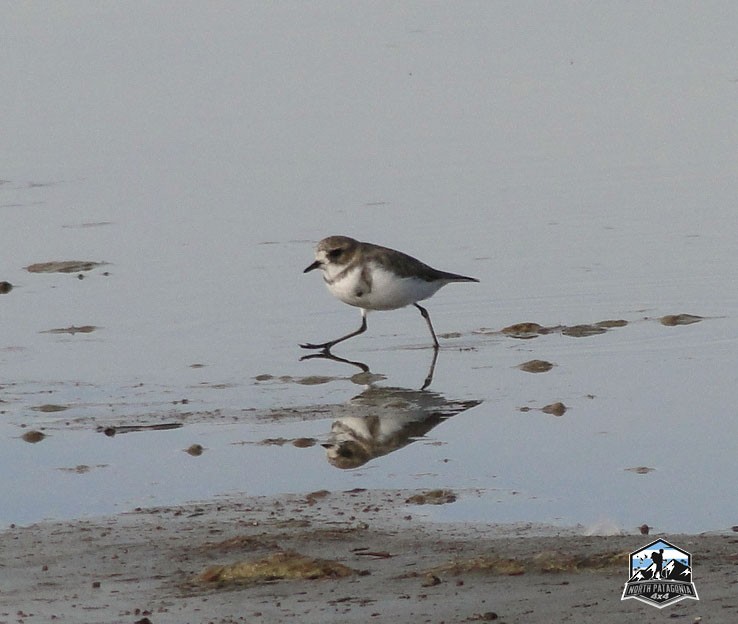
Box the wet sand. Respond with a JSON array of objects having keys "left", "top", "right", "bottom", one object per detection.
[{"left": 3, "top": 488, "right": 735, "bottom": 624}]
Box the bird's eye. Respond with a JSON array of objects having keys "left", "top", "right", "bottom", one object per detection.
[
  {"left": 338, "top": 447, "right": 353, "bottom": 458},
  {"left": 327, "top": 248, "right": 342, "bottom": 259}
]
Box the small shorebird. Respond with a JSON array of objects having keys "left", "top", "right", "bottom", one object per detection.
[{"left": 301, "top": 235, "right": 478, "bottom": 351}]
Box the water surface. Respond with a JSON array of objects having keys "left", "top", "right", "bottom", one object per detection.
[{"left": 2, "top": 3, "right": 737, "bottom": 533}]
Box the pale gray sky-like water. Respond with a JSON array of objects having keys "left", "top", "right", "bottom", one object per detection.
[{"left": 1, "top": 3, "right": 737, "bottom": 532}]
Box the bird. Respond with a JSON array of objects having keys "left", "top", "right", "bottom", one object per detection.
[{"left": 301, "top": 235, "right": 478, "bottom": 351}]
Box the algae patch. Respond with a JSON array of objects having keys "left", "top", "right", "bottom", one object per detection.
[{"left": 198, "top": 551, "right": 356, "bottom": 584}]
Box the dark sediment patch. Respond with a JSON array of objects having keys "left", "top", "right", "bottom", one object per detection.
[
  {"left": 625, "top": 466, "right": 655, "bottom": 474},
  {"left": 41, "top": 325, "right": 98, "bottom": 335},
  {"left": 61, "top": 222, "right": 113, "bottom": 229},
  {"left": 500, "top": 322, "right": 548, "bottom": 339},
  {"left": 31, "top": 404, "right": 68, "bottom": 413},
  {"left": 405, "top": 489, "right": 457, "bottom": 505},
  {"left": 25, "top": 260, "right": 108, "bottom": 273},
  {"left": 541, "top": 402, "right": 567, "bottom": 416},
  {"left": 492, "top": 319, "right": 629, "bottom": 339},
  {"left": 596, "top": 319, "right": 628, "bottom": 328},
  {"left": 660, "top": 314, "right": 703, "bottom": 326},
  {"left": 562, "top": 324, "right": 607, "bottom": 337},
  {"left": 519, "top": 402, "right": 567, "bottom": 416},
  {"left": 518, "top": 360, "right": 554, "bottom": 373},
  {"left": 21, "top": 430, "right": 46, "bottom": 443},
  {"left": 98, "top": 423, "right": 183, "bottom": 437}
]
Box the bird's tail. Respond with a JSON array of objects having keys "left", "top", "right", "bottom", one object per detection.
[{"left": 440, "top": 271, "right": 479, "bottom": 283}]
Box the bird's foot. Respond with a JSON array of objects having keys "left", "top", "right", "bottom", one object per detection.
[{"left": 299, "top": 341, "right": 333, "bottom": 352}]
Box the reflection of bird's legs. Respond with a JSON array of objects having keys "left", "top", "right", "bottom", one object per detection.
[
  {"left": 299, "top": 350, "right": 370, "bottom": 374},
  {"left": 414, "top": 303, "right": 440, "bottom": 350},
  {"left": 421, "top": 347, "right": 440, "bottom": 391},
  {"left": 300, "top": 311, "right": 367, "bottom": 352}
]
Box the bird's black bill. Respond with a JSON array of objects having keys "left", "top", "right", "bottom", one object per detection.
[{"left": 304, "top": 260, "right": 321, "bottom": 273}]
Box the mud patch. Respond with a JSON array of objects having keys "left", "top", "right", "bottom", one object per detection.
[
  {"left": 541, "top": 402, "right": 567, "bottom": 416},
  {"left": 57, "top": 464, "right": 108, "bottom": 474},
  {"left": 25, "top": 260, "right": 108, "bottom": 273},
  {"left": 31, "top": 404, "right": 68, "bottom": 413},
  {"left": 596, "top": 319, "right": 628, "bottom": 328},
  {"left": 625, "top": 466, "right": 655, "bottom": 474},
  {"left": 184, "top": 444, "right": 205, "bottom": 456},
  {"left": 493, "top": 319, "right": 630, "bottom": 340},
  {"left": 305, "top": 489, "right": 331, "bottom": 505},
  {"left": 519, "top": 402, "right": 567, "bottom": 416},
  {"left": 0, "top": 281, "right": 12, "bottom": 294},
  {"left": 493, "top": 314, "right": 706, "bottom": 338},
  {"left": 659, "top": 313, "right": 703, "bottom": 326},
  {"left": 518, "top": 360, "right": 554, "bottom": 373},
  {"left": 562, "top": 324, "right": 608, "bottom": 338},
  {"left": 61, "top": 222, "right": 113, "bottom": 229},
  {"left": 98, "top": 422, "right": 183, "bottom": 436},
  {"left": 499, "top": 322, "right": 549, "bottom": 339},
  {"left": 21, "top": 430, "right": 46, "bottom": 443},
  {"left": 41, "top": 325, "right": 98, "bottom": 335},
  {"left": 405, "top": 489, "right": 457, "bottom": 505}
]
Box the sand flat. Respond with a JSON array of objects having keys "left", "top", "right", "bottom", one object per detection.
[{"left": 2, "top": 489, "right": 734, "bottom": 623}]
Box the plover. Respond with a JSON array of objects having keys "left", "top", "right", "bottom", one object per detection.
[{"left": 301, "top": 235, "right": 478, "bottom": 351}]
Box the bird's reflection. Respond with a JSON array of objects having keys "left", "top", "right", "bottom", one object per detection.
[
  {"left": 323, "top": 384, "right": 481, "bottom": 469},
  {"left": 299, "top": 349, "right": 481, "bottom": 469}
]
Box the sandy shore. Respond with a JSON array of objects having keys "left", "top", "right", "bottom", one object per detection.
[{"left": 2, "top": 488, "right": 735, "bottom": 624}]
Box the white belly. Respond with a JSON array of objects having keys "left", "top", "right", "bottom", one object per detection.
[{"left": 326, "top": 265, "right": 444, "bottom": 311}]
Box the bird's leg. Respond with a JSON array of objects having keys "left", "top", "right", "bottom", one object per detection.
[
  {"left": 414, "top": 303, "right": 440, "bottom": 350},
  {"left": 300, "top": 312, "right": 368, "bottom": 352}
]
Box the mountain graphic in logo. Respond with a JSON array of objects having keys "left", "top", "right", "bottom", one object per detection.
[
  {"left": 628, "top": 559, "right": 691, "bottom": 583},
  {"left": 622, "top": 539, "right": 699, "bottom": 609},
  {"left": 664, "top": 558, "right": 692, "bottom": 582}
]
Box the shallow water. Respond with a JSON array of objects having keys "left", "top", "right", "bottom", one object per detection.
[{"left": 2, "top": 4, "right": 737, "bottom": 533}]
